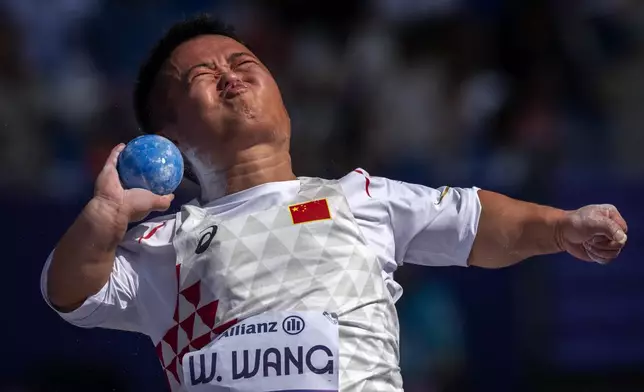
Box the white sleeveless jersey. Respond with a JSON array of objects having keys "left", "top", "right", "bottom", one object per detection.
[{"left": 42, "top": 169, "right": 481, "bottom": 392}]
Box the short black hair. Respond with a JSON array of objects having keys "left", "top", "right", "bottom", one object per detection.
[{"left": 133, "top": 14, "right": 243, "bottom": 133}]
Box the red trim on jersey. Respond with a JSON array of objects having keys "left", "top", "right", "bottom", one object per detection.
[
  {"left": 354, "top": 169, "right": 372, "bottom": 198},
  {"left": 138, "top": 221, "right": 167, "bottom": 243}
]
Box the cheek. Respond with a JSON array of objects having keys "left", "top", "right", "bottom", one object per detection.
[
  {"left": 254, "top": 77, "right": 282, "bottom": 109},
  {"left": 176, "top": 94, "right": 218, "bottom": 135},
  {"left": 263, "top": 82, "right": 287, "bottom": 117},
  {"left": 264, "top": 73, "right": 285, "bottom": 103},
  {"left": 189, "top": 83, "right": 220, "bottom": 112}
]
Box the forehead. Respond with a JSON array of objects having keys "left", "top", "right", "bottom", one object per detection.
[{"left": 167, "top": 35, "right": 253, "bottom": 72}]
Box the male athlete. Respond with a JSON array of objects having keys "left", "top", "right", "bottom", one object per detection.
[{"left": 42, "top": 15, "right": 628, "bottom": 392}]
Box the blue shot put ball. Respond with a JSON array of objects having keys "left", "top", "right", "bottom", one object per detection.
[{"left": 117, "top": 135, "right": 184, "bottom": 195}]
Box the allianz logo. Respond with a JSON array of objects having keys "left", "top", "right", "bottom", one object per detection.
[{"left": 219, "top": 315, "right": 305, "bottom": 339}]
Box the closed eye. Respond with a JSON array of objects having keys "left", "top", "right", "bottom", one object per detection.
[
  {"left": 189, "top": 72, "right": 216, "bottom": 84},
  {"left": 235, "top": 60, "right": 255, "bottom": 69}
]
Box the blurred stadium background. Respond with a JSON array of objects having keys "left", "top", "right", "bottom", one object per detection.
[{"left": 3, "top": 0, "right": 644, "bottom": 391}]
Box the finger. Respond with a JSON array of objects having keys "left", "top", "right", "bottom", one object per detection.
[
  {"left": 151, "top": 194, "right": 175, "bottom": 212},
  {"left": 588, "top": 253, "right": 612, "bottom": 264},
  {"left": 586, "top": 245, "right": 621, "bottom": 260},
  {"left": 585, "top": 248, "right": 614, "bottom": 264},
  {"left": 607, "top": 206, "right": 628, "bottom": 233},
  {"left": 588, "top": 216, "right": 627, "bottom": 245},
  {"left": 103, "top": 143, "right": 126, "bottom": 171},
  {"left": 584, "top": 242, "right": 620, "bottom": 263},
  {"left": 589, "top": 236, "right": 626, "bottom": 250}
]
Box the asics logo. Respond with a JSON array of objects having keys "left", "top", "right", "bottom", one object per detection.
[{"left": 195, "top": 225, "right": 218, "bottom": 254}]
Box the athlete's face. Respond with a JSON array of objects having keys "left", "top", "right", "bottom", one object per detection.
[{"left": 159, "top": 35, "right": 290, "bottom": 160}]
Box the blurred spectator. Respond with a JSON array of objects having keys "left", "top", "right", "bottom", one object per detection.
[{"left": 0, "top": 8, "right": 50, "bottom": 195}]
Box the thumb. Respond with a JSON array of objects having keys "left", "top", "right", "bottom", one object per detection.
[
  {"left": 151, "top": 194, "right": 175, "bottom": 212},
  {"left": 591, "top": 216, "right": 627, "bottom": 244}
]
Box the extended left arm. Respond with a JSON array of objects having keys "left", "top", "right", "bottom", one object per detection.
[{"left": 468, "top": 190, "right": 628, "bottom": 268}]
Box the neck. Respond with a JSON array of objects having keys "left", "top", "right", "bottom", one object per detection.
[{"left": 183, "top": 144, "right": 296, "bottom": 204}]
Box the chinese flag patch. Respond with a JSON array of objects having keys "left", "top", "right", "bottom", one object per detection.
[{"left": 289, "top": 199, "right": 331, "bottom": 224}]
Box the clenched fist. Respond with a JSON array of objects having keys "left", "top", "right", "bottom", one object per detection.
[{"left": 556, "top": 204, "right": 628, "bottom": 264}]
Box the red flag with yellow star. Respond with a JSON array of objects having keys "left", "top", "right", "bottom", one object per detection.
[{"left": 289, "top": 199, "right": 331, "bottom": 224}]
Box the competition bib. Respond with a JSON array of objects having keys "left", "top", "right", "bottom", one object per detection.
[{"left": 182, "top": 311, "right": 340, "bottom": 392}]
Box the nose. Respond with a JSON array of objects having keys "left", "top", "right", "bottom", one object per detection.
[{"left": 217, "top": 71, "right": 242, "bottom": 92}]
